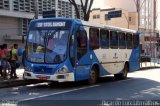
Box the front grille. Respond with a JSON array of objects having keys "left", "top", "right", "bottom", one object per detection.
[
  {"left": 34, "top": 68, "right": 52, "bottom": 74},
  {"left": 57, "top": 75, "right": 65, "bottom": 79}
]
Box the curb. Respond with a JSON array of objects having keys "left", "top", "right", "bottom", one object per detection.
[
  {"left": 140, "top": 66, "right": 160, "bottom": 70},
  {"left": 0, "top": 79, "right": 43, "bottom": 88}
]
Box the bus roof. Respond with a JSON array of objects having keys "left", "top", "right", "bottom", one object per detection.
[
  {"left": 31, "top": 18, "right": 137, "bottom": 33},
  {"left": 77, "top": 19, "right": 137, "bottom": 33}
]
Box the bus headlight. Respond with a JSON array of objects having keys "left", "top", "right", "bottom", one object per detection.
[
  {"left": 25, "top": 66, "right": 32, "bottom": 72},
  {"left": 56, "top": 66, "right": 69, "bottom": 74}
]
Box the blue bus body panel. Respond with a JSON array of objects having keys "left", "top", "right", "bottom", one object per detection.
[
  {"left": 73, "top": 20, "right": 91, "bottom": 81},
  {"left": 129, "top": 47, "right": 140, "bottom": 72},
  {"left": 25, "top": 58, "right": 74, "bottom": 75},
  {"left": 75, "top": 65, "right": 90, "bottom": 81}
]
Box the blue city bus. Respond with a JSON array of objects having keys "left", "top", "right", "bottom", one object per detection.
[{"left": 23, "top": 18, "right": 140, "bottom": 84}]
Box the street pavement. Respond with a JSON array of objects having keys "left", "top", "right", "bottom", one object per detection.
[
  {"left": 0, "top": 67, "right": 159, "bottom": 106},
  {"left": 0, "top": 61, "right": 159, "bottom": 88}
]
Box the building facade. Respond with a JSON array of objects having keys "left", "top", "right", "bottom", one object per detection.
[
  {"left": 157, "top": 0, "right": 160, "bottom": 30},
  {"left": 90, "top": 8, "right": 138, "bottom": 30},
  {"left": 0, "top": 0, "right": 83, "bottom": 47},
  {"left": 138, "top": 0, "right": 157, "bottom": 57},
  {"left": 104, "top": 0, "right": 159, "bottom": 58},
  {"left": 104, "top": 0, "right": 136, "bottom": 12}
]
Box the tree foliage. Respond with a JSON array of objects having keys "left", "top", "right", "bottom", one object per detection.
[{"left": 68, "top": 0, "right": 94, "bottom": 21}]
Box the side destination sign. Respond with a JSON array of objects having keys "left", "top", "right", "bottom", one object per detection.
[{"left": 36, "top": 22, "right": 66, "bottom": 27}]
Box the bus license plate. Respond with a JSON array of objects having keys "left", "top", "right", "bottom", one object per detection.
[{"left": 38, "top": 76, "right": 47, "bottom": 80}]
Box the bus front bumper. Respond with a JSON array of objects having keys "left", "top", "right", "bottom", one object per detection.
[{"left": 24, "top": 71, "right": 75, "bottom": 82}]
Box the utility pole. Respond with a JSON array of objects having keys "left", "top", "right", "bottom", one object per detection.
[
  {"left": 153, "top": 0, "right": 157, "bottom": 66},
  {"left": 137, "top": 0, "right": 140, "bottom": 31},
  {"left": 35, "top": 0, "right": 38, "bottom": 19}
]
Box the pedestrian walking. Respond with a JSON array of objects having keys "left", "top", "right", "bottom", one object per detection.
[{"left": 10, "top": 44, "right": 19, "bottom": 79}]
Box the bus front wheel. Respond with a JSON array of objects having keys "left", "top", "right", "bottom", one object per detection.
[
  {"left": 88, "top": 67, "right": 98, "bottom": 85},
  {"left": 114, "top": 64, "right": 128, "bottom": 80}
]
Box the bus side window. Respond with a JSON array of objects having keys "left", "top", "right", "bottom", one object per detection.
[
  {"left": 119, "top": 32, "right": 126, "bottom": 49},
  {"left": 126, "top": 33, "right": 133, "bottom": 49},
  {"left": 110, "top": 31, "right": 118, "bottom": 49},
  {"left": 100, "top": 29, "right": 109, "bottom": 49},
  {"left": 69, "top": 34, "right": 75, "bottom": 66},
  {"left": 89, "top": 28, "right": 99, "bottom": 50},
  {"left": 76, "top": 30, "right": 87, "bottom": 60}
]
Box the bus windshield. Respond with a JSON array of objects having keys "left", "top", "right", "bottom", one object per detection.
[{"left": 26, "top": 29, "right": 69, "bottom": 64}]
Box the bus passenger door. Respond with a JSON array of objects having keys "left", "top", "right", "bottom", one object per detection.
[
  {"left": 75, "top": 27, "right": 91, "bottom": 81},
  {"left": 69, "top": 33, "right": 75, "bottom": 67}
]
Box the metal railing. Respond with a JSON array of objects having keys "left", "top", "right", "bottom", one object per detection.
[{"left": 140, "top": 57, "right": 160, "bottom": 68}]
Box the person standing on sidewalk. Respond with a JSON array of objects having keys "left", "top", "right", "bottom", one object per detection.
[
  {"left": 10, "top": 44, "right": 19, "bottom": 79},
  {"left": 0, "top": 44, "right": 9, "bottom": 79},
  {"left": 0, "top": 45, "right": 3, "bottom": 78}
]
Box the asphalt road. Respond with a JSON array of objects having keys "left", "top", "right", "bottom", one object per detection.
[{"left": 0, "top": 68, "right": 160, "bottom": 106}]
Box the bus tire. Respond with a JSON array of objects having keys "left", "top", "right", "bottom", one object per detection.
[
  {"left": 88, "top": 67, "right": 98, "bottom": 85},
  {"left": 114, "top": 64, "right": 128, "bottom": 80}
]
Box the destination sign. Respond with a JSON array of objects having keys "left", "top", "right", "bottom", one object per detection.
[{"left": 36, "top": 22, "right": 66, "bottom": 28}]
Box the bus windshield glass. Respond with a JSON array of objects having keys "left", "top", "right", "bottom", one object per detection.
[{"left": 26, "top": 29, "right": 69, "bottom": 64}]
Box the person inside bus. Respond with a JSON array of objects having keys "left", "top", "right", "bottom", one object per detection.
[
  {"left": 44, "top": 34, "right": 65, "bottom": 63},
  {"left": 36, "top": 44, "right": 45, "bottom": 53},
  {"left": 53, "top": 32, "right": 67, "bottom": 57},
  {"left": 47, "top": 39, "right": 55, "bottom": 50}
]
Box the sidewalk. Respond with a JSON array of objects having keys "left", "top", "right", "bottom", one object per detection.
[
  {"left": 0, "top": 68, "right": 41, "bottom": 88},
  {"left": 0, "top": 68, "right": 24, "bottom": 80},
  {"left": 140, "top": 61, "right": 160, "bottom": 69}
]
